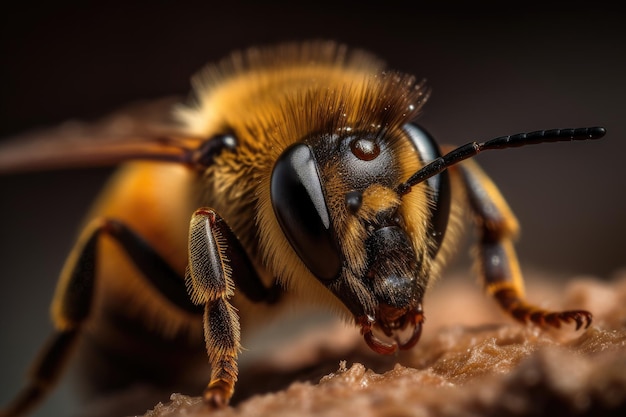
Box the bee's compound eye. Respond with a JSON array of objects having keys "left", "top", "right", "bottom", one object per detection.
[
  {"left": 403, "top": 123, "right": 451, "bottom": 258},
  {"left": 270, "top": 143, "right": 342, "bottom": 281},
  {"left": 350, "top": 138, "right": 380, "bottom": 161}
]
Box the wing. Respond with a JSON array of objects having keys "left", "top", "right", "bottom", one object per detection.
[{"left": 0, "top": 97, "right": 207, "bottom": 174}]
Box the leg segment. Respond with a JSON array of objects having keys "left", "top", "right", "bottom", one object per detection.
[
  {"left": 185, "top": 208, "right": 268, "bottom": 407},
  {"left": 1, "top": 218, "right": 199, "bottom": 417},
  {"left": 2, "top": 220, "right": 102, "bottom": 417},
  {"left": 0, "top": 330, "right": 79, "bottom": 417},
  {"left": 458, "top": 161, "right": 592, "bottom": 330}
]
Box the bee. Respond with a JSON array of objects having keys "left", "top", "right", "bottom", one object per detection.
[{"left": 0, "top": 41, "right": 604, "bottom": 417}]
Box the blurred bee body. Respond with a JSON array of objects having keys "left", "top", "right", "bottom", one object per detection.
[{"left": 0, "top": 41, "right": 603, "bottom": 416}]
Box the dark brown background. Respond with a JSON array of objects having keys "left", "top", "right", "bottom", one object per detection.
[{"left": 1, "top": 2, "right": 624, "bottom": 416}]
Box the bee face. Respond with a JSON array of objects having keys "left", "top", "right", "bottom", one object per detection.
[
  {"left": 184, "top": 44, "right": 439, "bottom": 354},
  {"left": 270, "top": 122, "right": 449, "bottom": 353}
]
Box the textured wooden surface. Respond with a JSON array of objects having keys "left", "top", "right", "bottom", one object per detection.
[{"left": 138, "top": 273, "right": 626, "bottom": 417}]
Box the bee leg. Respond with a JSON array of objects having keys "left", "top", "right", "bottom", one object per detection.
[
  {"left": 459, "top": 161, "right": 592, "bottom": 330},
  {"left": 1, "top": 218, "right": 207, "bottom": 417},
  {"left": 185, "top": 208, "right": 258, "bottom": 408},
  {"left": 0, "top": 330, "right": 79, "bottom": 417},
  {"left": 1, "top": 218, "right": 108, "bottom": 417}
]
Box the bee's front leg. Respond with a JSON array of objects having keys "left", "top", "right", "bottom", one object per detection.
[
  {"left": 185, "top": 208, "right": 263, "bottom": 408},
  {"left": 458, "top": 161, "right": 592, "bottom": 330}
]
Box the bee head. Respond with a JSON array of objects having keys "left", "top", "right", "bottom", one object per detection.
[{"left": 270, "top": 124, "right": 450, "bottom": 354}]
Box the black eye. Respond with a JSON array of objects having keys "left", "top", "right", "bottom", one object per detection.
[
  {"left": 270, "top": 143, "right": 342, "bottom": 281},
  {"left": 350, "top": 138, "right": 380, "bottom": 161},
  {"left": 403, "top": 124, "right": 451, "bottom": 258}
]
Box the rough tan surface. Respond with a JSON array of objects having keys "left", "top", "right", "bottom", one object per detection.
[{"left": 142, "top": 273, "right": 626, "bottom": 417}]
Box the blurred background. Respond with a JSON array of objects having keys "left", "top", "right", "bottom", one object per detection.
[{"left": 1, "top": 2, "right": 624, "bottom": 416}]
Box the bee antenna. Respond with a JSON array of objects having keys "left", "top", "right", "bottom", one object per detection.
[{"left": 396, "top": 126, "right": 606, "bottom": 195}]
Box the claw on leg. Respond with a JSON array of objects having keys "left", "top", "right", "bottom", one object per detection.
[{"left": 203, "top": 380, "right": 233, "bottom": 409}]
